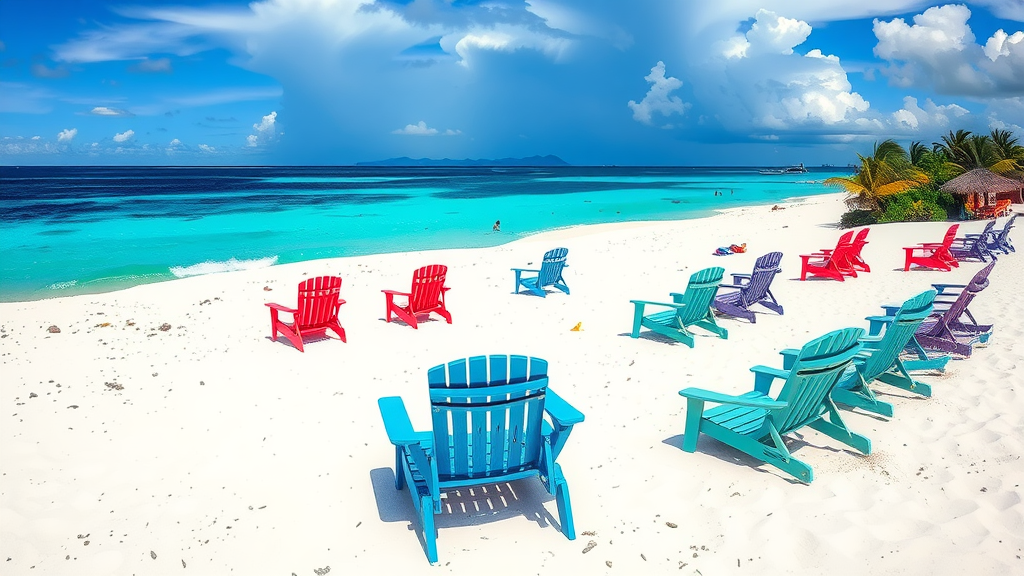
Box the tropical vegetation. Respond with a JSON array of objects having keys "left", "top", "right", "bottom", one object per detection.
[{"left": 830, "top": 128, "right": 1024, "bottom": 227}]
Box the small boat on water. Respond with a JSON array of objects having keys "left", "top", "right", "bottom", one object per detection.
[{"left": 759, "top": 163, "right": 808, "bottom": 175}]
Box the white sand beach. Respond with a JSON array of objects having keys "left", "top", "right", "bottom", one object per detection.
[{"left": 1, "top": 192, "right": 1021, "bottom": 575}]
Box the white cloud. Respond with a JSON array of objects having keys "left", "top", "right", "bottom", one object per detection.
[
  {"left": 392, "top": 121, "right": 439, "bottom": 136},
  {"left": 91, "top": 106, "right": 134, "bottom": 117},
  {"left": 873, "top": 4, "right": 1024, "bottom": 95},
  {"left": 627, "top": 61, "right": 688, "bottom": 126},
  {"left": 890, "top": 95, "right": 969, "bottom": 130},
  {"left": 246, "top": 111, "right": 277, "bottom": 147},
  {"left": 443, "top": 129, "right": 462, "bottom": 136},
  {"left": 445, "top": 27, "right": 573, "bottom": 67},
  {"left": 198, "top": 144, "right": 215, "bottom": 152},
  {"left": 31, "top": 135, "right": 41, "bottom": 140},
  {"left": 113, "top": 129, "right": 135, "bottom": 143},
  {"left": 169, "top": 138, "right": 182, "bottom": 146},
  {"left": 57, "top": 128, "right": 77, "bottom": 142}
]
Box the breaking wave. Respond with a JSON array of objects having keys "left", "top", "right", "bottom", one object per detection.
[{"left": 170, "top": 256, "right": 279, "bottom": 278}]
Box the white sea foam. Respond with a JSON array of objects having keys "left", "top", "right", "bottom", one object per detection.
[
  {"left": 170, "top": 256, "right": 279, "bottom": 278},
  {"left": 46, "top": 280, "right": 79, "bottom": 290}
]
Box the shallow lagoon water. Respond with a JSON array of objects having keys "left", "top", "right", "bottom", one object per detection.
[{"left": 0, "top": 165, "right": 851, "bottom": 301}]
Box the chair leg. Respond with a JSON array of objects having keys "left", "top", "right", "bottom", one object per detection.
[
  {"left": 420, "top": 494, "right": 438, "bottom": 564},
  {"left": 551, "top": 468, "right": 576, "bottom": 540},
  {"left": 395, "top": 448, "right": 405, "bottom": 491},
  {"left": 630, "top": 302, "right": 645, "bottom": 338},
  {"left": 682, "top": 399, "right": 704, "bottom": 452}
]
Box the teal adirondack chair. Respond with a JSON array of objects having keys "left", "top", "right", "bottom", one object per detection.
[
  {"left": 780, "top": 291, "right": 937, "bottom": 418},
  {"left": 512, "top": 247, "right": 570, "bottom": 297},
  {"left": 377, "top": 355, "right": 584, "bottom": 564},
  {"left": 630, "top": 266, "right": 728, "bottom": 347},
  {"left": 678, "top": 327, "right": 869, "bottom": 483}
]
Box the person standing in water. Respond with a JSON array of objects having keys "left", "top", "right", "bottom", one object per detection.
[{"left": 493, "top": 220, "right": 501, "bottom": 232}]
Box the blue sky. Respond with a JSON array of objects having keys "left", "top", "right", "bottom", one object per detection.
[{"left": 1, "top": 0, "right": 1023, "bottom": 165}]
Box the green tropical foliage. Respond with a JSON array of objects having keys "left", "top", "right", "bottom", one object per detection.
[
  {"left": 825, "top": 139, "right": 929, "bottom": 212},
  {"left": 833, "top": 128, "right": 1024, "bottom": 227}
]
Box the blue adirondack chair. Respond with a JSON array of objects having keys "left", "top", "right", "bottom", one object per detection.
[
  {"left": 678, "top": 327, "right": 869, "bottom": 483},
  {"left": 868, "top": 261, "right": 995, "bottom": 359},
  {"left": 713, "top": 251, "right": 784, "bottom": 323},
  {"left": 377, "top": 355, "right": 584, "bottom": 564},
  {"left": 630, "top": 266, "right": 728, "bottom": 347},
  {"left": 967, "top": 213, "right": 1016, "bottom": 254},
  {"left": 781, "top": 291, "right": 937, "bottom": 418},
  {"left": 512, "top": 248, "right": 570, "bottom": 297},
  {"left": 949, "top": 220, "right": 996, "bottom": 262}
]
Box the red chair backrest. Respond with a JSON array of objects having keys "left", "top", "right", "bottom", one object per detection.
[
  {"left": 941, "top": 224, "right": 959, "bottom": 248},
  {"left": 410, "top": 265, "right": 447, "bottom": 312},
  {"left": 296, "top": 276, "right": 342, "bottom": 326}
]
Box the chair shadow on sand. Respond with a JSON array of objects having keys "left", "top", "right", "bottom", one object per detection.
[
  {"left": 616, "top": 331, "right": 721, "bottom": 345},
  {"left": 369, "top": 467, "right": 563, "bottom": 538},
  {"left": 661, "top": 432, "right": 870, "bottom": 485}
]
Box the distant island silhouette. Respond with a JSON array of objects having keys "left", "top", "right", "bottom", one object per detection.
[{"left": 355, "top": 155, "right": 569, "bottom": 167}]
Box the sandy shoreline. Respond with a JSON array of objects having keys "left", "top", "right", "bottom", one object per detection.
[{"left": 2, "top": 192, "right": 1022, "bottom": 575}]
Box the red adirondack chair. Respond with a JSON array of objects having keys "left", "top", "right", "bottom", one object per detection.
[
  {"left": 800, "top": 230, "right": 855, "bottom": 281},
  {"left": 382, "top": 264, "right": 452, "bottom": 329},
  {"left": 265, "top": 276, "right": 347, "bottom": 352},
  {"left": 846, "top": 227, "right": 871, "bottom": 272},
  {"left": 904, "top": 224, "right": 960, "bottom": 271}
]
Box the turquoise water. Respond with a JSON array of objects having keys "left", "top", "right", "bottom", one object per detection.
[{"left": 0, "top": 166, "right": 851, "bottom": 302}]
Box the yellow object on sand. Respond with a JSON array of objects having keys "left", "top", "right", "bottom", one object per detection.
[{"left": 570, "top": 322, "right": 583, "bottom": 332}]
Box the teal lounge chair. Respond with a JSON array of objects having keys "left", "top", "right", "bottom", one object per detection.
[
  {"left": 780, "top": 291, "right": 936, "bottom": 418},
  {"left": 378, "top": 355, "right": 584, "bottom": 564},
  {"left": 630, "top": 266, "right": 728, "bottom": 347},
  {"left": 679, "top": 327, "right": 869, "bottom": 483},
  {"left": 512, "top": 247, "right": 570, "bottom": 297}
]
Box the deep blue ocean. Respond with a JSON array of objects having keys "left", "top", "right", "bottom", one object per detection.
[{"left": 0, "top": 165, "right": 852, "bottom": 302}]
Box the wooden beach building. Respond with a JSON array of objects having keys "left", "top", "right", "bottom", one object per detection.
[{"left": 939, "top": 168, "right": 1023, "bottom": 218}]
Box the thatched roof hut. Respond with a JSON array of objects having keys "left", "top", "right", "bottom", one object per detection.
[{"left": 940, "top": 168, "right": 1023, "bottom": 205}]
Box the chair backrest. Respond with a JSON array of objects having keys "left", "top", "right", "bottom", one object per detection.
[
  {"left": 995, "top": 213, "right": 1017, "bottom": 240},
  {"left": 676, "top": 266, "right": 725, "bottom": 324},
  {"left": 296, "top": 276, "right": 342, "bottom": 326},
  {"left": 427, "top": 355, "right": 548, "bottom": 481},
  {"left": 741, "top": 252, "right": 783, "bottom": 302},
  {"left": 409, "top": 264, "right": 448, "bottom": 312},
  {"left": 940, "top": 224, "right": 959, "bottom": 248},
  {"left": 835, "top": 230, "right": 855, "bottom": 250},
  {"left": 537, "top": 248, "right": 569, "bottom": 287},
  {"left": 851, "top": 227, "right": 870, "bottom": 251},
  {"left": 770, "top": 327, "right": 864, "bottom": 435},
  {"left": 930, "top": 261, "right": 995, "bottom": 331},
  {"left": 860, "top": 291, "right": 935, "bottom": 380}
]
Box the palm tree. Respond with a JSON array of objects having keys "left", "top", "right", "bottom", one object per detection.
[
  {"left": 989, "top": 128, "right": 1024, "bottom": 161},
  {"left": 826, "top": 140, "right": 929, "bottom": 211},
  {"left": 934, "top": 129, "right": 1019, "bottom": 174},
  {"left": 909, "top": 141, "right": 928, "bottom": 167}
]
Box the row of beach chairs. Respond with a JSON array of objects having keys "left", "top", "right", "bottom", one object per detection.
[{"left": 263, "top": 213, "right": 1014, "bottom": 563}]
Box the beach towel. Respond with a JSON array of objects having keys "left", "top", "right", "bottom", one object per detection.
[{"left": 713, "top": 247, "right": 734, "bottom": 256}]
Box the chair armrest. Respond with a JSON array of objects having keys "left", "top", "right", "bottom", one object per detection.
[
  {"left": 545, "top": 389, "right": 585, "bottom": 426},
  {"left": 730, "top": 273, "right": 751, "bottom": 284},
  {"left": 718, "top": 283, "right": 746, "bottom": 290},
  {"left": 381, "top": 289, "right": 411, "bottom": 297},
  {"left": 630, "top": 299, "right": 684, "bottom": 309},
  {"left": 880, "top": 304, "right": 900, "bottom": 316},
  {"left": 511, "top": 268, "right": 541, "bottom": 273},
  {"left": 678, "top": 387, "right": 788, "bottom": 410},
  {"left": 378, "top": 396, "right": 430, "bottom": 446},
  {"left": 778, "top": 348, "right": 799, "bottom": 370},
  {"left": 932, "top": 283, "right": 966, "bottom": 295},
  {"left": 265, "top": 303, "right": 298, "bottom": 313}
]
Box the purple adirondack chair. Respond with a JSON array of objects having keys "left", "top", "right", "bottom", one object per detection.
[
  {"left": 873, "top": 261, "right": 996, "bottom": 358},
  {"left": 949, "top": 220, "right": 996, "bottom": 262},
  {"left": 967, "top": 213, "right": 1017, "bottom": 255},
  {"left": 713, "top": 251, "right": 784, "bottom": 323}
]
